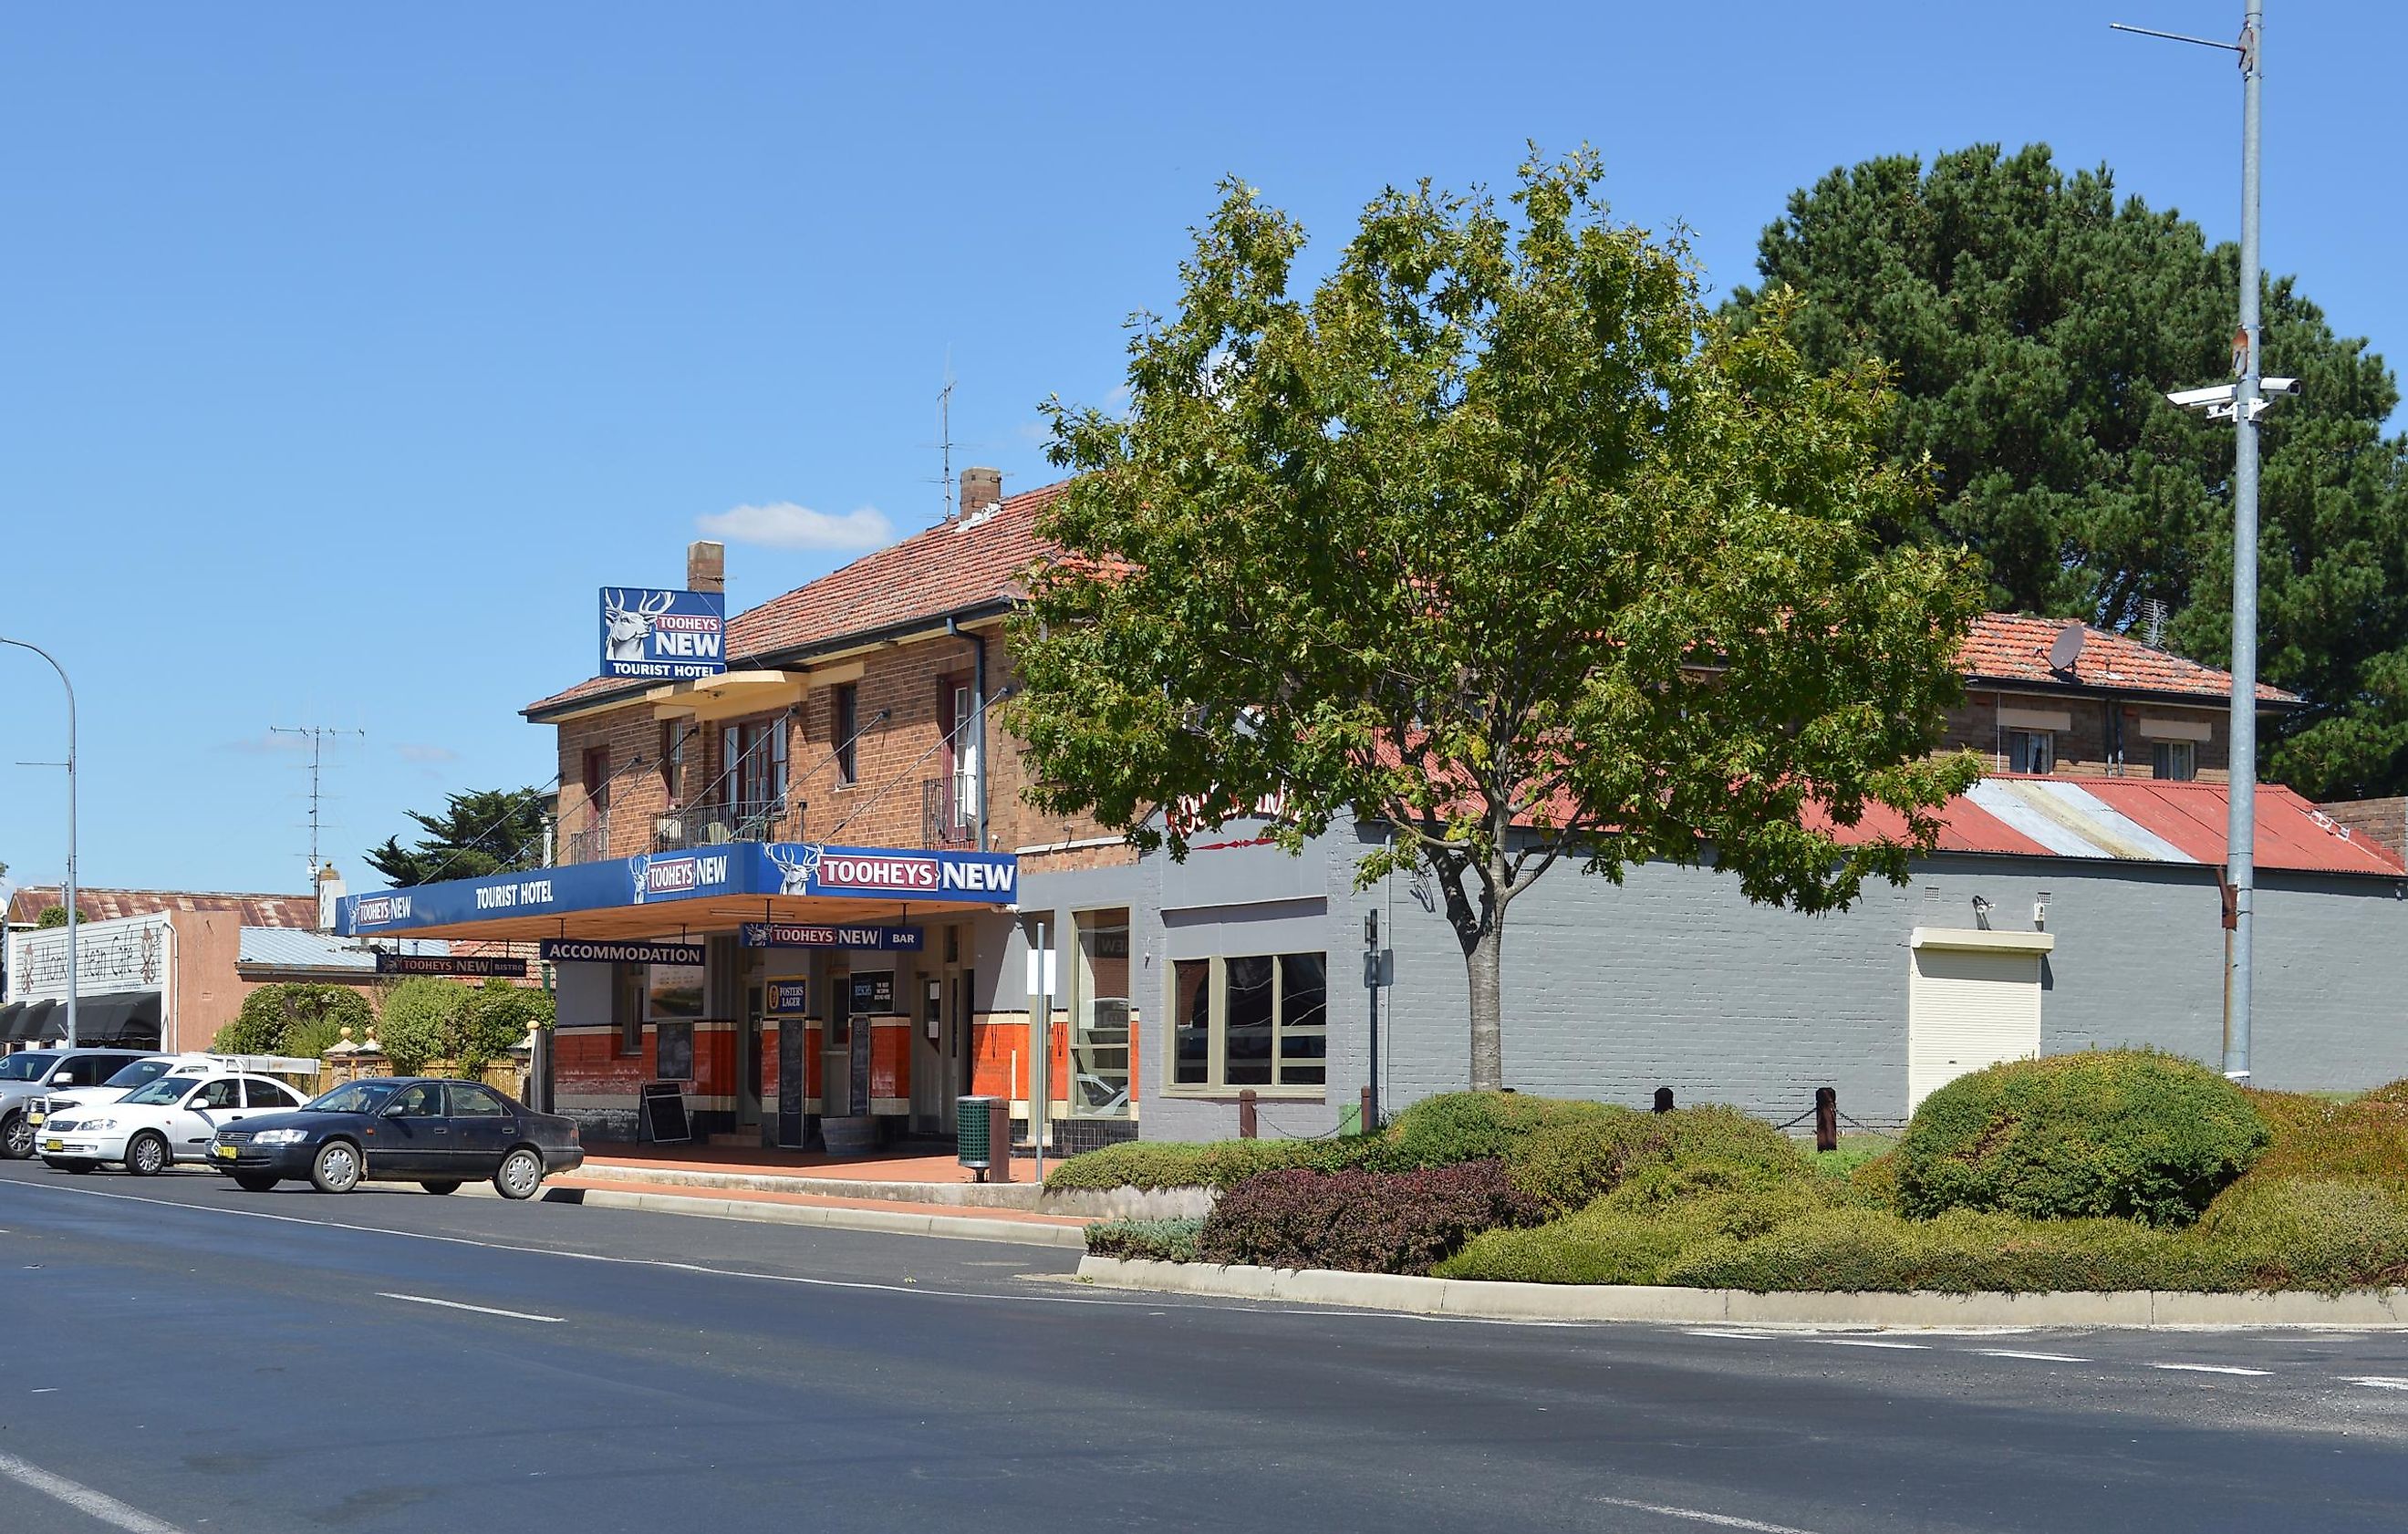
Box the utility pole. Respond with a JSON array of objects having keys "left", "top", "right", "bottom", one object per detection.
[
  {"left": 3, "top": 637, "right": 78, "bottom": 1047},
  {"left": 270, "top": 724, "right": 365, "bottom": 886},
  {"left": 2115, "top": 5, "right": 2268, "bottom": 1081}
]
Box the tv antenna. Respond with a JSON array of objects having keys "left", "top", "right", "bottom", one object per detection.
[
  {"left": 2139, "top": 598, "right": 2169, "bottom": 649},
  {"left": 935, "top": 358, "right": 956, "bottom": 523},
  {"left": 271, "top": 724, "right": 366, "bottom": 884}
]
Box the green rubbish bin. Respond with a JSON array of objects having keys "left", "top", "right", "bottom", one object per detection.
[{"left": 958, "top": 1095, "right": 1010, "bottom": 1183}]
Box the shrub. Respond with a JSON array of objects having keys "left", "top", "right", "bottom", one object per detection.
[
  {"left": 1440, "top": 1161, "right": 1834, "bottom": 1284},
  {"left": 1196, "top": 1161, "right": 1543, "bottom": 1274},
  {"left": 1503, "top": 1104, "right": 1811, "bottom": 1218},
  {"left": 2188, "top": 1177, "right": 2408, "bottom": 1293},
  {"left": 376, "top": 978, "right": 471, "bottom": 1074},
  {"left": 457, "top": 979, "right": 551, "bottom": 1069},
  {"left": 1666, "top": 1206, "right": 2185, "bottom": 1294},
  {"left": 1044, "top": 1135, "right": 1375, "bottom": 1193},
  {"left": 1368, "top": 1091, "right": 1622, "bottom": 1172},
  {"left": 1084, "top": 1217, "right": 1207, "bottom": 1263},
  {"left": 1896, "top": 1050, "right": 2268, "bottom": 1227},
  {"left": 1847, "top": 1150, "right": 1902, "bottom": 1212},
  {"left": 2245, "top": 1095, "right": 2408, "bottom": 1188},
  {"left": 214, "top": 984, "right": 374, "bottom": 1060}
]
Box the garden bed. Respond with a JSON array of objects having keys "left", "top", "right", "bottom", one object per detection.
[{"left": 1054, "top": 1055, "right": 2408, "bottom": 1295}]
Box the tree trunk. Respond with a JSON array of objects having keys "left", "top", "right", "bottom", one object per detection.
[{"left": 1466, "top": 916, "right": 1504, "bottom": 1092}]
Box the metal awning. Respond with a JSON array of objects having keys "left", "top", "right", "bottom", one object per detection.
[{"left": 0, "top": 1001, "right": 20, "bottom": 1041}]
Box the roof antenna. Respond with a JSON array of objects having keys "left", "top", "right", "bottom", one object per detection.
[
  {"left": 935, "top": 357, "right": 956, "bottom": 523},
  {"left": 2140, "top": 598, "right": 2168, "bottom": 649}
]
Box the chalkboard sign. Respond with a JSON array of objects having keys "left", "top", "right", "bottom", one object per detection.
[
  {"left": 639, "top": 1081, "right": 690, "bottom": 1144},
  {"left": 849, "top": 970, "right": 895, "bottom": 1013},
  {"left": 655, "top": 1019, "right": 694, "bottom": 1083}
]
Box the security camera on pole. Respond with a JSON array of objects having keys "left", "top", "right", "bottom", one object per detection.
[{"left": 2115, "top": 5, "right": 2276, "bottom": 1081}]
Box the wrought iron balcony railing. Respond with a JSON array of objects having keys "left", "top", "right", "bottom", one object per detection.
[
  {"left": 922, "top": 777, "right": 976, "bottom": 848},
  {"left": 651, "top": 800, "right": 804, "bottom": 852}
]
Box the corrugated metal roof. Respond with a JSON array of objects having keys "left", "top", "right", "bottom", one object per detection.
[
  {"left": 6, "top": 887, "right": 318, "bottom": 928},
  {"left": 235, "top": 929, "right": 452, "bottom": 971},
  {"left": 1831, "top": 776, "right": 2404, "bottom": 876}
]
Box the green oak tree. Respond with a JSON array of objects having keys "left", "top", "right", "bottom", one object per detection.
[
  {"left": 365, "top": 787, "right": 546, "bottom": 886},
  {"left": 1012, "top": 152, "right": 1984, "bottom": 1091},
  {"left": 1730, "top": 142, "right": 2408, "bottom": 799}
]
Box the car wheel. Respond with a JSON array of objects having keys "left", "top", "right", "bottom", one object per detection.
[
  {"left": 1, "top": 1112, "right": 32, "bottom": 1160},
  {"left": 44, "top": 1157, "right": 96, "bottom": 1174},
  {"left": 126, "top": 1132, "right": 170, "bottom": 1177},
  {"left": 309, "top": 1140, "right": 362, "bottom": 1195},
  {"left": 493, "top": 1147, "right": 544, "bottom": 1201},
  {"left": 234, "top": 1173, "right": 280, "bottom": 1193},
  {"left": 420, "top": 1180, "right": 461, "bottom": 1196}
]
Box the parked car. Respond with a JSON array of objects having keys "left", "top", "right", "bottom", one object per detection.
[
  {"left": 38, "top": 1071, "right": 309, "bottom": 1175},
  {"left": 210, "top": 1077, "right": 583, "bottom": 1198},
  {"left": 35, "top": 1053, "right": 221, "bottom": 1124},
  {"left": 0, "top": 1049, "right": 151, "bottom": 1160}
]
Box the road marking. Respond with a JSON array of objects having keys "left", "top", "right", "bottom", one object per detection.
[
  {"left": 1686, "top": 1329, "right": 1781, "bottom": 1339},
  {"left": 2342, "top": 1376, "right": 2408, "bottom": 1391},
  {"left": 1593, "top": 1494, "right": 1823, "bottom": 1532},
  {"left": 2149, "top": 1363, "right": 2272, "bottom": 1376},
  {"left": 1817, "top": 1338, "right": 1930, "bottom": 1350},
  {"left": 378, "top": 1291, "right": 563, "bottom": 1323},
  {"left": 0, "top": 1449, "right": 189, "bottom": 1534},
  {"left": 1974, "top": 1349, "right": 2090, "bottom": 1363}
]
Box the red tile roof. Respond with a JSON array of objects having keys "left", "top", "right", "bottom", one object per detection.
[
  {"left": 5, "top": 886, "right": 319, "bottom": 928},
  {"left": 525, "top": 481, "right": 1069, "bottom": 718},
  {"left": 1960, "top": 613, "right": 2296, "bottom": 705}
]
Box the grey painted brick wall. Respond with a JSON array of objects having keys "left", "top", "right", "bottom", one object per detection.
[{"left": 1120, "top": 818, "right": 2407, "bottom": 1141}]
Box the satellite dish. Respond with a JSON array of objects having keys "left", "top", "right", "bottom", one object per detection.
[{"left": 2048, "top": 623, "right": 2087, "bottom": 673}]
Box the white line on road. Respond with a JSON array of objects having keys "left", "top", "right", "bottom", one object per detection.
[
  {"left": 1973, "top": 1349, "right": 2090, "bottom": 1362},
  {"left": 1593, "top": 1494, "right": 1824, "bottom": 1532},
  {"left": 1686, "top": 1329, "right": 1782, "bottom": 1339},
  {"left": 0, "top": 1450, "right": 189, "bottom": 1534},
  {"left": 2148, "top": 1363, "right": 2272, "bottom": 1376},
  {"left": 2342, "top": 1376, "right": 2408, "bottom": 1391},
  {"left": 1817, "top": 1338, "right": 1930, "bottom": 1350},
  {"left": 378, "top": 1291, "right": 564, "bottom": 1323}
]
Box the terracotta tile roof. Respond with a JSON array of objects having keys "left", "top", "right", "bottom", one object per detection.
[
  {"left": 5, "top": 886, "right": 318, "bottom": 928},
  {"left": 1959, "top": 613, "right": 2297, "bottom": 705},
  {"left": 525, "top": 481, "right": 1070, "bottom": 718}
]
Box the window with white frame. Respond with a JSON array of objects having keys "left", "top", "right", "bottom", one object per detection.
[
  {"left": 1169, "top": 952, "right": 1326, "bottom": 1091},
  {"left": 2005, "top": 729, "right": 2054, "bottom": 774},
  {"left": 2152, "top": 739, "right": 2196, "bottom": 782}
]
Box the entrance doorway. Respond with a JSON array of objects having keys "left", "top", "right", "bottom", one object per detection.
[
  {"left": 823, "top": 966, "right": 853, "bottom": 1122},
  {"left": 738, "top": 975, "right": 764, "bottom": 1132}
]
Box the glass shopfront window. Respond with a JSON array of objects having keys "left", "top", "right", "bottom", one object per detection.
[
  {"left": 1167, "top": 952, "right": 1327, "bottom": 1093},
  {"left": 1071, "top": 909, "right": 1132, "bottom": 1117}
]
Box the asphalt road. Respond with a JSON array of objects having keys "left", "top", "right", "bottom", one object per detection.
[{"left": 4, "top": 1159, "right": 2406, "bottom": 1534}]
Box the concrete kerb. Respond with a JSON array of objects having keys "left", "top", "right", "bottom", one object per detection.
[
  {"left": 456, "top": 1181, "right": 1088, "bottom": 1248},
  {"left": 1074, "top": 1256, "right": 2408, "bottom": 1327},
  {"left": 565, "top": 1162, "right": 1213, "bottom": 1221}
]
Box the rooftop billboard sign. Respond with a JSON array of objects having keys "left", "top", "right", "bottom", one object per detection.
[{"left": 600, "top": 587, "right": 727, "bottom": 680}]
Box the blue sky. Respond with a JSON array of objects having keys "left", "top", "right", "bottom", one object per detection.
[{"left": 2, "top": 2, "right": 2400, "bottom": 898}]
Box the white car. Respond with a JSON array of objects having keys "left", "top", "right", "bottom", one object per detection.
[
  {"left": 33, "top": 1054, "right": 222, "bottom": 1125},
  {"left": 40, "top": 1071, "right": 310, "bottom": 1176}
]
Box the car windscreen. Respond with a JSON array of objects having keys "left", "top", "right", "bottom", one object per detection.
[
  {"left": 121, "top": 1076, "right": 197, "bottom": 1107},
  {"left": 306, "top": 1081, "right": 399, "bottom": 1114},
  {"left": 0, "top": 1052, "right": 63, "bottom": 1082},
  {"left": 101, "top": 1059, "right": 177, "bottom": 1091}
]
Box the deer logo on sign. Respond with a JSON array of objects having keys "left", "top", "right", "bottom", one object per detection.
[
  {"left": 628, "top": 853, "right": 651, "bottom": 906},
  {"left": 764, "top": 843, "right": 823, "bottom": 897},
  {"left": 602, "top": 589, "right": 677, "bottom": 664}
]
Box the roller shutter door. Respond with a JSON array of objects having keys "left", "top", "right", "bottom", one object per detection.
[{"left": 1907, "top": 946, "right": 2042, "bottom": 1110}]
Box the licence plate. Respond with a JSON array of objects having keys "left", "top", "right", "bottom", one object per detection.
[
  {"left": 213, "top": 1145, "right": 237, "bottom": 1161},
  {"left": 27, "top": 1113, "right": 43, "bottom": 1126},
  {"left": 42, "top": 1139, "right": 63, "bottom": 1153}
]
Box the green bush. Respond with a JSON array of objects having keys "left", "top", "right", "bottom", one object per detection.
[
  {"left": 1367, "top": 1091, "right": 1622, "bottom": 1172},
  {"left": 1848, "top": 1150, "right": 1902, "bottom": 1211},
  {"left": 1504, "top": 1104, "right": 1812, "bottom": 1218},
  {"left": 376, "top": 978, "right": 470, "bottom": 1074},
  {"left": 2245, "top": 1095, "right": 2408, "bottom": 1188},
  {"left": 1439, "top": 1161, "right": 1833, "bottom": 1285},
  {"left": 1896, "top": 1050, "right": 2268, "bottom": 1227},
  {"left": 1044, "top": 1135, "right": 1375, "bottom": 1193},
  {"left": 1084, "top": 1217, "right": 1207, "bottom": 1263},
  {"left": 214, "top": 984, "right": 374, "bottom": 1060},
  {"left": 2189, "top": 1177, "right": 2408, "bottom": 1293},
  {"left": 1666, "top": 1205, "right": 2186, "bottom": 1293},
  {"left": 457, "top": 979, "right": 552, "bottom": 1069}
]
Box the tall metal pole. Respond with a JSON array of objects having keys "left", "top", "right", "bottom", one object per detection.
[
  {"left": 2, "top": 637, "right": 78, "bottom": 1047},
  {"left": 2225, "top": 2, "right": 2263, "bottom": 1083}
]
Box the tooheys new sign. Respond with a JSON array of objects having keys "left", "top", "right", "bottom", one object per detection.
[
  {"left": 337, "top": 842, "right": 1020, "bottom": 938},
  {"left": 599, "top": 586, "right": 726, "bottom": 679}
]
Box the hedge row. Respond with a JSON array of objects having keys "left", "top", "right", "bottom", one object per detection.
[{"left": 1196, "top": 1161, "right": 1543, "bottom": 1275}]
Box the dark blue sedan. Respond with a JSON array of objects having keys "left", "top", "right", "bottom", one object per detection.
[{"left": 210, "top": 1076, "right": 583, "bottom": 1197}]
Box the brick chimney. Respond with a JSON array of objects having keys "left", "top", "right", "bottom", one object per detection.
[
  {"left": 960, "top": 467, "right": 1002, "bottom": 519},
  {"left": 687, "top": 539, "right": 725, "bottom": 595}
]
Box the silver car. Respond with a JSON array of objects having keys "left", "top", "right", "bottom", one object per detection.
[{"left": 0, "top": 1049, "right": 150, "bottom": 1159}]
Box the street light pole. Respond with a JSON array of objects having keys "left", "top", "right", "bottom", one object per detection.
[
  {"left": 2114, "top": 3, "right": 2266, "bottom": 1082},
  {"left": 1, "top": 637, "right": 78, "bottom": 1047}
]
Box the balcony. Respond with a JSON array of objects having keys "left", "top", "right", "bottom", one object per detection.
[
  {"left": 922, "top": 778, "right": 976, "bottom": 849},
  {"left": 564, "top": 821, "right": 611, "bottom": 865},
  {"left": 651, "top": 800, "right": 804, "bottom": 852}
]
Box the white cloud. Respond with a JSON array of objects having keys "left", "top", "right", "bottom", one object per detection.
[{"left": 699, "top": 502, "right": 895, "bottom": 552}]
